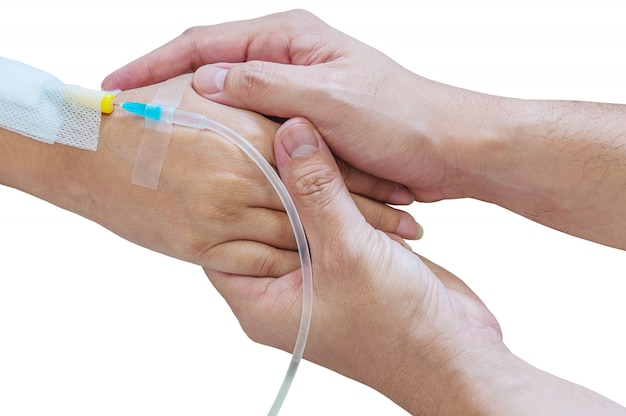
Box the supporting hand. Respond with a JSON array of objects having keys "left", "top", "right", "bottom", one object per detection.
[
  {"left": 205, "top": 118, "right": 626, "bottom": 415},
  {"left": 205, "top": 117, "right": 502, "bottom": 413}
]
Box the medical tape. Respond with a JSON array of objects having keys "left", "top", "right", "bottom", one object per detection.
[{"left": 130, "top": 81, "right": 185, "bottom": 190}]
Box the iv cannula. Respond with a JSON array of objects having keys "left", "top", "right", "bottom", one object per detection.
[{"left": 119, "top": 101, "right": 313, "bottom": 416}]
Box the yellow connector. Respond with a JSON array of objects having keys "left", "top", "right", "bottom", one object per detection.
[{"left": 100, "top": 93, "right": 116, "bottom": 114}]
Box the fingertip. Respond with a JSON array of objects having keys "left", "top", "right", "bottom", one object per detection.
[
  {"left": 274, "top": 118, "right": 326, "bottom": 169},
  {"left": 388, "top": 185, "right": 415, "bottom": 205},
  {"left": 280, "top": 121, "right": 320, "bottom": 159},
  {"left": 101, "top": 59, "right": 159, "bottom": 91},
  {"left": 397, "top": 215, "right": 424, "bottom": 240},
  {"left": 193, "top": 65, "right": 228, "bottom": 96},
  {"left": 101, "top": 71, "right": 124, "bottom": 91}
]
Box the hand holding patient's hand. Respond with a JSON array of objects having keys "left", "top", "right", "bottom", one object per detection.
[
  {"left": 102, "top": 10, "right": 480, "bottom": 202},
  {"left": 205, "top": 118, "right": 503, "bottom": 414}
]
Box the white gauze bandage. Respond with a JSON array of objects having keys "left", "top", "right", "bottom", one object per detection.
[{"left": 0, "top": 57, "right": 111, "bottom": 151}]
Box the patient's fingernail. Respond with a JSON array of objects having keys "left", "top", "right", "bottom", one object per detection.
[
  {"left": 389, "top": 185, "right": 415, "bottom": 205},
  {"left": 416, "top": 222, "right": 424, "bottom": 239},
  {"left": 282, "top": 123, "right": 319, "bottom": 159},
  {"left": 194, "top": 66, "right": 227, "bottom": 95},
  {"left": 397, "top": 216, "right": 424, "bottom": 240}
]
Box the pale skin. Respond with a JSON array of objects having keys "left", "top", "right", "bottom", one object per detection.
[
  {"left": 102, "top": 10, "right": 626, "bottom": 415},
  {"left": 0, "top": 74, "right": 420, "bottom": 277}
]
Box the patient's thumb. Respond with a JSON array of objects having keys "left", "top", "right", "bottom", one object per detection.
[{"left": 274, "top": 118, "right": 364, "bottom": 246}]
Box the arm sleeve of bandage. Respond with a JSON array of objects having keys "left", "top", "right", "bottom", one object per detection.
[{"left": 0, "top": 57, "right": 109, "bottom": 151}]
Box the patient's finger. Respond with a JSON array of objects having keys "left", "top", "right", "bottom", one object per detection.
[
  {"left": 351, "top": 194, "right": 423, "bottom": 240},
  {"left": 338, "top": 159, "right": 414, "bottom": 205},
  {"left": 197, "top": 240, "right": 299, "bottom": 277}
]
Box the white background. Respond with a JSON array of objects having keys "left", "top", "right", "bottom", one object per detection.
[{"left": 1, "top": 1, "right": 625, "bottom": 414}]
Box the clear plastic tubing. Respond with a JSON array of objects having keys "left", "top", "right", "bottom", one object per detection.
[{"left": 120, "top": 102, "right": 312, "bottom": 416}]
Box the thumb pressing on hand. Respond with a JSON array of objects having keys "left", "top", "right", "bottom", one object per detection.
[
  {"left": 274, "top": 118, "right": 368, "bottom": 253},
  {"left": 193, "top": 62, "right": 310, "bottom": 120}
]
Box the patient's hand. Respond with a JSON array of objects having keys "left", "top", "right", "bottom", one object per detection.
[{"left": 3, "top": 75, "right": 420, "bottom": 277}]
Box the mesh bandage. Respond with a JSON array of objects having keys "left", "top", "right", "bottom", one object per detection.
[
  {"left": 0, "top": 57, "right": 110, "bottom": 151},
  {"left": 130, "top": 80, "right": 185, "bottom": 190}
]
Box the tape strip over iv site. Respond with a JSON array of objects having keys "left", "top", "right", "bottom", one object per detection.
[
  {"left": 119, "top": 100, "right": 313, "bottom": 416},
  {"left": 0, "top": 57, "right": 114, "bottom": 151},
  {"left": 130, "top": 81, "right": 184, "bottom": 189}
]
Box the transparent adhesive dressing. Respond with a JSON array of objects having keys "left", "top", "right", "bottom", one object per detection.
[{"left": 120, "top": 102, "right": 313, "bottom": 416}]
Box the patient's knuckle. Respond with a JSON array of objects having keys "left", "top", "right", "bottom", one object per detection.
[
  {"left": 353, "top": 195, "right": 387, "bottom": 231},
  {"left": 370, "top": 204, "right": 389, "bottom": 230},
  {"left": 252, "top": 251, "right": 279, "bottom": 277}
]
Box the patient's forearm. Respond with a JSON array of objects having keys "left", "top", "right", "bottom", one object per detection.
[{"left": 0, "top": 127, "right": 71, "bottom": 199}]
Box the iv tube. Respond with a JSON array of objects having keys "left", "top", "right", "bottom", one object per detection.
[{"left": 120, "top": 102, "right": 313, "bottom": 416}]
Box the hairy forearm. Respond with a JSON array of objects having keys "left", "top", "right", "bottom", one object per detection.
[{"left": 461, "top": 98, "right": 626, "bottom": 249}]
